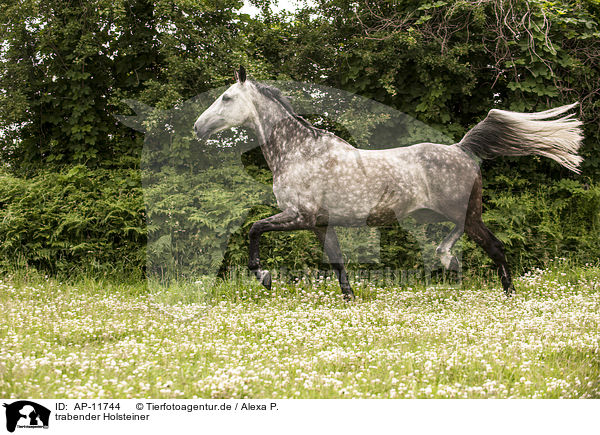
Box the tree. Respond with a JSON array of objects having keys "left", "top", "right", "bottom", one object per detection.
[{"left": 0, "top": 0, "right": 248, "bottom": 173}]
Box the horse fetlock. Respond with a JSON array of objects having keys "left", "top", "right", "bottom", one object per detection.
[
  {"left": 254, "top": 269, "right": 272, "bottom": 290},
  {"left": 341, "top": 286, "right": 355, "bottom": 300},
  {"left": 503, "top": 282, "right": 515, "bottom": 297}
]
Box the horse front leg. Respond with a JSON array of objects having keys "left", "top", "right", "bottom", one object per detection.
[
  {"left": 248, "top": 208, "right": 313, "bottom": 290},
  {"left": 314, "top": 226, "right": 354, "bottom": 300}
]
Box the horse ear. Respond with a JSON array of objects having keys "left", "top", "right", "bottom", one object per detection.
[{"left": 238, "top": 65, "right": 246, "bottom": 83}]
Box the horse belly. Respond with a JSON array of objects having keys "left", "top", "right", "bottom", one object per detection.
[{"left": 320, "top": 175, "right": 418, "bottom": 226}]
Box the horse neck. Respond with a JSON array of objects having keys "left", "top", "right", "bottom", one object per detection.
[{"left": 251, "top": 94, "right": 316, "bottom": 174}]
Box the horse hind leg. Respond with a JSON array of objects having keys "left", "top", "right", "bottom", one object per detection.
[
  {"left": 464, "top": 176, "right": 515, "bottom": 295},
  {"left": 466, "top": 219, "right": 515, "bottom": 295},
  {"left": 436, "top": 224, "right": 464, "bottom": 271},
  {"left": 314, "top": 226, "right": 354, "bottom": 300}
]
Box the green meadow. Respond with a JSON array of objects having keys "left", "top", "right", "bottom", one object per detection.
[{"left": 1, "top": 260, "right": 598, "bottom": 399}]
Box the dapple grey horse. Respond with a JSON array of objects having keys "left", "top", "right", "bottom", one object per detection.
[{"left": 194, "top": 66, "right": 583, "bottom": 299}]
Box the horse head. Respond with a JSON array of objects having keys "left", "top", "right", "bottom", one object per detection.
[{"left": 194, "top": 66, "right": 257, "bottom": 140}]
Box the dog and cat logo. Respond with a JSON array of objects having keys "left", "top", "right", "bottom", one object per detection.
[{"left": 2, "top": 401, "right": 50, "bottom": 432}]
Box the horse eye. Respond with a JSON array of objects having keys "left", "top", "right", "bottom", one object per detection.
[{"left": 222, "top": 95, "right": 231, "bottom": 102}]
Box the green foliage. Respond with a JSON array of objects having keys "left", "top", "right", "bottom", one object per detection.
[
  {"left": 0, "top": 0, "right": 599, "bottom": 278},
  {"left": 0, "top": 0, "right": 247, "bottom": 172},
  {"left": 0, "top": 166, "right": 146, "bottom": 276},
  {"left": 143, "top": 159, "right": 271, "bottom": 279},
  {"left": 1, "top": 166, "right": 595, "bottom": 280}
]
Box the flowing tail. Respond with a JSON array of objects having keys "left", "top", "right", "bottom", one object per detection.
[{"left": 458, "top": 103, "right": 584, "bottom": 173}]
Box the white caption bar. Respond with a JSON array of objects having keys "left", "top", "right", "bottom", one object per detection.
[{"left": 0, "top": 399, "right": 596, "bottom": 434}]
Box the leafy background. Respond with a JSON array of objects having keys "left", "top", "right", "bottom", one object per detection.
[{"left": 0, "top": 0, "right": 599, "bottom": 280}]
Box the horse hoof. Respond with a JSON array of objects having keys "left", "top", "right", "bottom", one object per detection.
[
  {"left": 342, "top": 288, "right": 355, "bottom": 301},
  {"left": 256, "top": 270, "right": 271, "bottom": 290}
]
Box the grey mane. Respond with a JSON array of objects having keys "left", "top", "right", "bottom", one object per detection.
[{"left": 253, "top": 81, "right": 324, "bottom": 137}]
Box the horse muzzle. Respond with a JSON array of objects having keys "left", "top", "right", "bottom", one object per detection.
[
  {"left": 194, "top": 117, "right": 228, "bottom": 140},
  {"left": 194, "top": 123, "right": 211, "bottom": 140}
]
